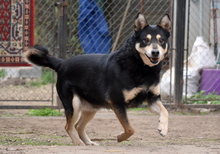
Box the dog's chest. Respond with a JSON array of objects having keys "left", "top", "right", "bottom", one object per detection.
[
  {"left": 122, "top": 83, "right": 160, "bottom": 108},
  {"left": 123, "top": 87, "right": 146, "bottom": 102}
]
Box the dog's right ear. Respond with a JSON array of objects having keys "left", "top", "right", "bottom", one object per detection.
[{"left": 134, "top": 13, "right": 148, "bottom": 31}]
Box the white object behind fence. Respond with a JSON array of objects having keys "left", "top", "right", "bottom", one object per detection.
[{"left": 161, "top": 36, "right": 216, "bottom": 99}]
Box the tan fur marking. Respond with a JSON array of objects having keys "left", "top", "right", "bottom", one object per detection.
[
  {"left": 135, "top": 43, "right": 155, "bottom": 67},
  {"left": 156, "top": 34, "right": 168, "bottom": 56},
  {"left": 75, "top": 110, "right": 98, "bottom": 145},
  {"left": 81, "top": 99, "right": 99, "bottom": 112},
  {"left": 111, "top": 106, "right": 135, "bottom": 142},
  {"left": 65, "top": 94, "right": 85, "bottom": 146},
  {"left": 123, "top": 87, "right": 145, "bottom": 102},
  {"left": 148, "top": 100, "right": 169, "bottom": 137},
  {"left": 149, "top": 84, "right": 160, "bottom": 96},
  {"left": 157, "top": 43, "right": 168, "bottom": 54},
  {"left": 69, "top": 95, "right": 99, "bottom": 146},
  {"left": 147, "top": 34, "right": 152, "bottom": 40},
  {"left": 156, "top": 43, "right": 168, "bottom": 63},
  {"left": 24, "top": 48, "right": 42, "bottom": 58},
  {"left": 156, "top": 34, "right": 161, "bottom": 40},
  {"left": 23, "top": 48, "right": 43, "bottom": 64}
]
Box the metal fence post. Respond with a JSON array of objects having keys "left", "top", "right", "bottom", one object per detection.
[
  {"left": 57, "top": 0, "right": 68, "bottom": 59},
  {"left": 174, "top": 0, "right": 186, "bottom": 109}
]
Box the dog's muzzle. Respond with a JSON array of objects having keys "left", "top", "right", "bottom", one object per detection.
[{"left": 145, "top": 50, "right": 160, "bottom": 64}]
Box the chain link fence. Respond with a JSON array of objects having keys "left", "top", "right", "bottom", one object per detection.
[
  {"left": 2, "top": 0, "right": 220, "bottom": 109},
  {"left": 65, "top": 0, "right": 171, "bottom": 58},
  {"left": 0, "top": 1, "right": 57, "bottom": 108},
  {"left": 184, "top": 0, "right": 220, "bottom": 106},
  {"left": 160, "top": 0, "right": 220, "bottom": 107},
  {"left": 0, "top": 0, "right": 173, "bottom": 109}
]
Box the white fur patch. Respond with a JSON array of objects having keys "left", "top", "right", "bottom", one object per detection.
[{"left": 149, "top": 102, "right": 161, "bottom": 114}]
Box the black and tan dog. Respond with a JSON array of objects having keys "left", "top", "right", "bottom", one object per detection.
[{"left": 24, "top": 13, "right": 171, "bottom": 146}]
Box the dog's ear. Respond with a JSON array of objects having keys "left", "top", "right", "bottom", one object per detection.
[
  {"left": 135, "top": 13, "right": 148, "bottom": 31},
  {"left": 158, "top": 14, "right": 171, "bottom": 32}
]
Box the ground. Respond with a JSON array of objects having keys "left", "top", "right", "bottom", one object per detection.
[{"left": 0, "top": 109, "right": 220, "bottom": 154}]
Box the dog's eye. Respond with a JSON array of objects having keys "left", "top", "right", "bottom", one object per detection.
[
  {"left": 143, "top": 38, "right": 150, "bottom": 45},
  {"left": 158, "top": 38, "right": 164, "bottom": 45}
]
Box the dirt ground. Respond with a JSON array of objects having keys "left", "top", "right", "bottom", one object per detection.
[{"left": 0, "top": 109, "right": 220, "bottom": 154}]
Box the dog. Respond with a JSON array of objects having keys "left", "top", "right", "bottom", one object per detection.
[{"left": 24, "top": 13, "right": 171, "bottom": 146}]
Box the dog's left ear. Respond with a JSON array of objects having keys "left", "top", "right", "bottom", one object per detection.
[
  {"left": 135, "top": 13, "right": 148, "bottom": 31},
  {"left": 158, "top": 14, "right": 171, "bottom": 32}
]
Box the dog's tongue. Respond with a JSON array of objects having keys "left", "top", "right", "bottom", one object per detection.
[{"left": 151, "top": 57, "right": 159, "bottom": 61}]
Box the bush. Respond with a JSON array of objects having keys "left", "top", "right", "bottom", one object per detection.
[{"left": 187, "top": 91, "right": 220, "bottom": 104}]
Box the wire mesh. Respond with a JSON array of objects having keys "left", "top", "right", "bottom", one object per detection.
[
  {"left": 0, "top": 0, "right": 172, "bottom": 106},
  {"left": 184, "top": 0, "right": 220, "bottom": 105},
  {"left": 0, "top": 0, "right": 56, "bottom": 105},
  {"left": 66, "top": 0, "right": 171, "bottom": 57}
]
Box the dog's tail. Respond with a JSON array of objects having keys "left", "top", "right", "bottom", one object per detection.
[{"left": 24, "top": 45, "right": 63, "bottom": 71}]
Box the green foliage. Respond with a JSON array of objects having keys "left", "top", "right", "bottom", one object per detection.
[
  {"left": 187, "top": 91, "right": 220, "bottom": 104},
  {"left": 128, "top": 108, "right": 148, "bottom": 111},
  {"left": 30, "top": 69, "right": 56, "bottom": 86},
  {"left": 0, "top": 70, "right": 6, "bottom": 78},
  {"left": 28, "top": 108, "right": 62, "bottom": 116},
  {"left": 41, "top": 70, "right": 54, "bottom": 85}
]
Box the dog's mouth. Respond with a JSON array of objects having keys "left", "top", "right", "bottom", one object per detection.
[{"left": 145, "top": 53, "right": 159, "bottom": 64}]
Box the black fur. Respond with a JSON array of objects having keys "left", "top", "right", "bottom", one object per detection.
[
  {"left": 31, "top": 33, "right": 162, "bottom": 109},
  {"left": 27, "top": 45, "right": 63, "bottom": 70}
]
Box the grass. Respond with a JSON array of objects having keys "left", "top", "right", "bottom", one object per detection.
[
  {"left": 0, "top": 134, "right": 71, "bottom": 146},
  {"left": 3, "top": 113, "right": 14, "bottom": 117},
  {"left": 128, "top": 107, "right": 148, "bottom": 111},
  {"left": 28, "top": 108, "right": 62, "bottom": 116}
]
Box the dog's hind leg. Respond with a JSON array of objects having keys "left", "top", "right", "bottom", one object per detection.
[
  {"left": 75, "top": 109, "right": 98, "bottom": 146},
  {"left": 58, "top": 88, "right": 85, "bottom": 146},
  {"left": 66, "top": 94, "right": 85, "bottom": 145},
  {"left": 111, "top": 104, "right": 135, "bottom": 142}
]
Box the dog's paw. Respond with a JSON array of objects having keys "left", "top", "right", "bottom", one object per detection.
[
  {"left": 75, "top": 141, "right": 86, "bottom": 146},
  {"left": 117, "top": 135, "right": 123, "bottom": 142},
  {"left": 77, "top": 142, "right": 86, "bottom": 146},
  {"left": 158, "top": 117, "right": 168, "bottom": 137},
  {"left": 117, "top": 133, "right": 123, "bottom": 142},
  {"left": 117, "top": 130, "right": 134, "bottom": 142},
  {"left": 86, "top": 141, "right": 99, "bottom": 146}
]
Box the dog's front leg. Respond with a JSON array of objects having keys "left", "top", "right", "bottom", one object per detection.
[
  {"left": 148, "top": 84, "right": 168, "bottom": 137},
  {"left": 149, "top": 100, "right": 168, "bottom": 136},
  {"left": 111, "top": 105, "right": 135, "bottom": 142}
]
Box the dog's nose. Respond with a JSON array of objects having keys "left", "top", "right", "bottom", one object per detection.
[{"left": 152, "top": 50, "right": 159, "bottom": 57}]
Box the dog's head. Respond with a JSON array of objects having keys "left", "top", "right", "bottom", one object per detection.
[{"left": 134, "top": 13, "right": 171, "bottom": 67}]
